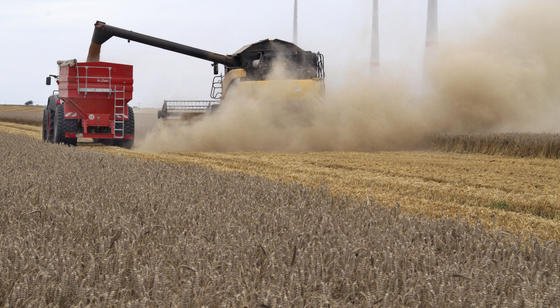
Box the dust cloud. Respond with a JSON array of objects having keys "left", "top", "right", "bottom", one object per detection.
[
  {"left": 426, "top": 0, "right": 560, "bottom": 134},
  {"left": 139, "top": 0, "right": 560, "bottom": 152}
]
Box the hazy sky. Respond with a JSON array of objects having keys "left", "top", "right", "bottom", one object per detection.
[{"left": 0, "top": 0, "right": 512, "bottom": 107}]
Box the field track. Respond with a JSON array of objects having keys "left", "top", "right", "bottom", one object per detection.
[{"left": 1, "top": 116, "right": 559, "bottom": 241}]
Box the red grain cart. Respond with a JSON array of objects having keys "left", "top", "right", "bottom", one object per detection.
[{"left": 43, "top": 59, "right": 135, "bottom": 148}]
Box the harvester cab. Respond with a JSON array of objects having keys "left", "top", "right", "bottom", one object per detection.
[{"left": 86, "top": 21, "right": 325, "bottom": 120}]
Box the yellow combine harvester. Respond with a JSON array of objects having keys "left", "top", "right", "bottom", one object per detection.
[{"left": 87, "top": 21, "right": 325, "bottom": 119}]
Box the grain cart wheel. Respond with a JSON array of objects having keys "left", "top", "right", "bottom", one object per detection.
[
  {"left": 45, "top": 95, "right": 58, "bottom": 143},
  {"left": 46, "top": 110, "right": 55, "bottom": 143},
  {"left": 53, "top": 104, "right": 66, "bottom": 144},
  {"left": 44, "top": 109, "right": 55, "bottom": 143},
  {"left": 115, "top": 106, "right": 135, "bottom": 149},
  {"left": 42, "top": 110, "right": 48, "bottom": 141}
]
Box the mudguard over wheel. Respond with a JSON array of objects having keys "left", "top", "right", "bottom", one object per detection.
[{"left": 43, "top": 95, "right": 59, "bottom": 143}]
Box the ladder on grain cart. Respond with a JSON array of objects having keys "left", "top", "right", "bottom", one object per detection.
[{"left": 113, "top": 85, "right": 126, "bottom": 139}]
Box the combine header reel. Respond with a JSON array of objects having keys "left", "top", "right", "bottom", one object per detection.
[{"left": 157, "top": 100, "right": 219, "bottom": 120}]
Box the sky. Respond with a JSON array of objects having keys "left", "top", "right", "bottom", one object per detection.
[{"left": 0, "top": 0, "right": 512, "bottom": 107}]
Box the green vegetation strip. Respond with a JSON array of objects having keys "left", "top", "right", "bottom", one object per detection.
[{"left": 0, "top": 133, "right": 559, "bottom": 306}]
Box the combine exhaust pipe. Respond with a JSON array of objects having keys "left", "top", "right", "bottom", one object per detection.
[{"left": 87, "top": 21, "right": 238, "bottom": 67}]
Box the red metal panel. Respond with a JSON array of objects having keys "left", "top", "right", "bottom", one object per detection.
[
  {"left": 57, "top": 61, "right": 134, "bottom": 140},
  {"left": 58, "top": 61, "right": 133, "bottom": 117}
]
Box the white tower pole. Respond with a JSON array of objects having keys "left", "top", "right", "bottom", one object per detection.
[
  {"left": 426, "top": 0, "right": 438, "bottom": 48},
  {"left": 293, "top": 0, "right": 299, "bottom": 45},
  {"left": 371, "top": 0, "right": 380, "bottom": 70}
]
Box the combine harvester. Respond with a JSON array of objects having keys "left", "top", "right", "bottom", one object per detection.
[
  {"left": 43, "top": 59, "right": 135, "bottom": 148},
  {"left": 87, "top": 21, "right": 325, "bottom": 120}
]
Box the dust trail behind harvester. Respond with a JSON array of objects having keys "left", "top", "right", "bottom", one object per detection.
[
  {"left": 139, "top": 0, "right": 560, "bottom": 152},
  {"left": 425, "top": 0, "right": 560, "bottom": 134}
]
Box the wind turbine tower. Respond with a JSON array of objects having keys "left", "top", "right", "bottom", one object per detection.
[
  {"left": 371, "top": 0, "right": 380, "bottom": 70},
  {"left": 293, "top": 0, "right": 299, "bottom": 45},
  {"left": 426, "top": 0, "right": 438, "bottom": 48}
]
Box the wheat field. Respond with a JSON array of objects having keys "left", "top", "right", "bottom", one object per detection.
[
  {"left": 108, "top": 150, "right": 560, "bottom": 241},
  {"left": 433, "top": 134, "right": 560, "bottom": 159},
  {"left": 0, "top": 105, "right": 43, "bottom": 126},
  {"left": 1, "top": 132, "right": 559, "bottom": 306},
  {"left": 1, "top": 120, "right": 559, "bottom": 242}
]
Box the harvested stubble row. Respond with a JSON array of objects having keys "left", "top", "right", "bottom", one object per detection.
[
  {"left": 433, "top": 133, "right": 560, "bottom": 159},
  {"left": 0, "top": 133, "right": 559, "bottom": 306}
]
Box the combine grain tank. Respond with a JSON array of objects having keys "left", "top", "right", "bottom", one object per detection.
[{"left": 42, "top": 59, "right": 135, "bottom": 148}]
